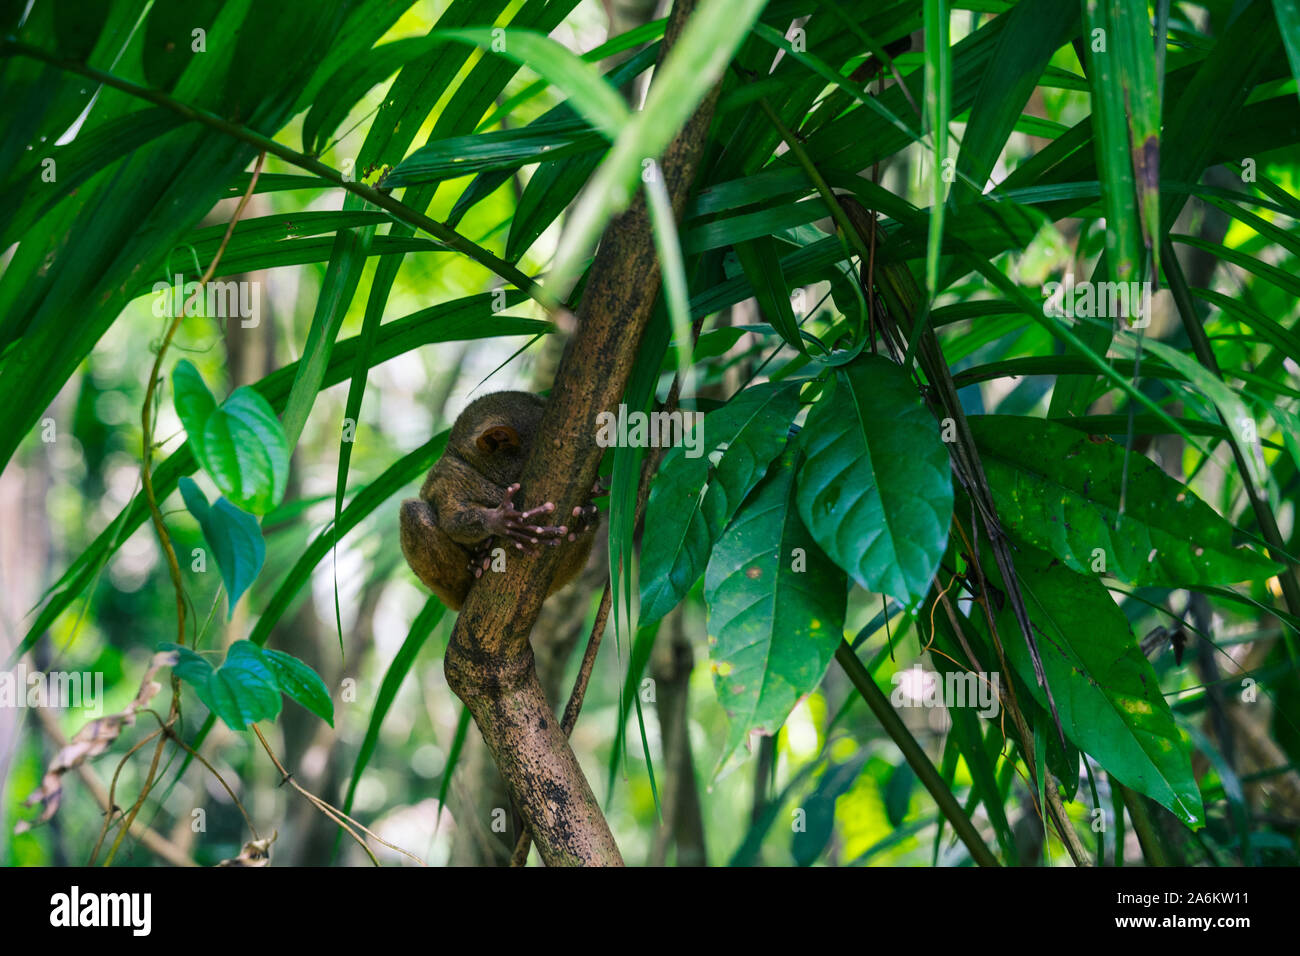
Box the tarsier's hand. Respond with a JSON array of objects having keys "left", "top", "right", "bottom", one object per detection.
[
  {"left": 472, "top": 482, "right": 601, "bottom": 576},
  {"left": 485, "top": 483, "right": 568, "bottom": 552}
]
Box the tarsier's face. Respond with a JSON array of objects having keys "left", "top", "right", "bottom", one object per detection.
[
  {"left": 468, "top": 423, "right": 527, "bottom": 482},
  {"left": 475, "top": 424, "right": 522, "bottom": 456}
]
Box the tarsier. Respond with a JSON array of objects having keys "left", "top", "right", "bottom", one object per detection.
[{"left": 399, "top": 390, "right": 599, "bottom": 610}]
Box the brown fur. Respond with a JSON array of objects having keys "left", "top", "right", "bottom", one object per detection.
[{"left": 399, "top": 391, "right": 596, "bottom": 610}]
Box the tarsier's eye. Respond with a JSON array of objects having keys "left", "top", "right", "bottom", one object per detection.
[{"left": 476, "top": 425, "right": 521, "bottom": 454}]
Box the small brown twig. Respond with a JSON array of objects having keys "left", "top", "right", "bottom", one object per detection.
[
  {"left": 87, "top": 727, "right": 163, "bottom": 866},
  {"left": 25, "top": 706, "right": 194, "bottom": 866},
  {"left": 251, "top": 725, "right": 425, "bottom": 866},
  {"left": 151, "top": 712, "right": 259, "bottom": 839}
]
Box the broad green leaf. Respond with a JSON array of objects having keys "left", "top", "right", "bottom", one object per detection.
[
  {"left": 204, "top": 641, "right": 283, "bottom": 730},
  {"left": 263, "top": 648, "right": 334, "bottom": 726},
  {"left": 162, "top": 640, "right": 282, "bottom": 731},
  {"left": 172, "top": 359, "right": 218, "bottom": 469},
  {"left": 164, "top": 643, "right": 216, "bottom": 690},
  {"left": 177, "top": 477, "right": 266, "bottom": 617},
  {"left": 980, "top": 546, "right": 1204, "bottom": 828},
  {"left": 796, "top": 355, "right": 953, "bottom": 606},
  {"left": 705, "top": 443, "right": 847, "bottom": 774},
  {"left": 640, "top": 380, "right": 802, "bottom": 624},
  {"left": 174, "top": 357, "right": 290, "bottom": 514},
  {"left": 968, "top": 415, "right": 1279, "bottom": 586},
  {"left": 201, "top": 387, "right": 291, "bottom": 515}
]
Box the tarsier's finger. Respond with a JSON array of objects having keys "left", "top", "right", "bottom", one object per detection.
[
  {"left": 503, "top": 528, "right": 541, "bottom": 546},
  {"left": 509, "top": 521, "right": 566, "bottom": 538},
  {"left": 515, "top": 501, "right": 556, "bottom": 522}
]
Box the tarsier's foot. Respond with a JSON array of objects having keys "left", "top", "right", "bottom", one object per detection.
[
  {"left": 468, "top": 537, "right": 496, "bottom": 579},
  {"left": 567, "top": 501, "right": 600, "bottom": 541},
  {"left": 486, "top": 483, "right": 568, "bottom": 552},
  {"left": 554, "top": 477, "right": 605, "bottom": 542}
]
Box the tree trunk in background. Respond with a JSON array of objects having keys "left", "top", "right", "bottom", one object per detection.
[{"left": 649, "top": 606, "right": 707, "bottom": 866}]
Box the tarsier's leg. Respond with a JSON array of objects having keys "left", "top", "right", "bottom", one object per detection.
[{"left": 399, "top": 498, "right": 474, "bottom": 610}]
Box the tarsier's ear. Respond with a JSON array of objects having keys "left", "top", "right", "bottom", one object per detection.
[{"left": 476, "top": 425, "right": 520, "bottom": 454}]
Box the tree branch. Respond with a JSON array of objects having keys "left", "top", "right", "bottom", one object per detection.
[{"left": 442, "top": 0, "right": 720, "bottom": 867}]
